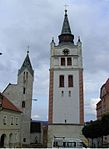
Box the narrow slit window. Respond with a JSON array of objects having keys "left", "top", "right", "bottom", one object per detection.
[
  {"left": 22, "top": 101, "right": 25, "bottom": 108},
  {"left": 69, "top": 91, "right": 71, "bottom": 97},
  {"left": 59, "top": 75, "right": 64, "bottom": 87},
  {"left": 68, "top": 75, "right": 73, "bottom": 87},
  {"left": 23, "top": 87, "right": 25, "bottom": 94},
  {"left": 61, "top": 91, "right": 64, "bottom": 96},
  {"left": 23, "top": 72, "right": 26, "bottom": 83},
  {"left": 26, "top": 72, "right": 28, "bottom": 80}
]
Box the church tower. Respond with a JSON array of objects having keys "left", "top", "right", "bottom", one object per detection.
[
  {"left": 48, "top": 9, "right": 84, "bottom": 124},
  {"left": 3, "top": 51, "right": 34, "bottom": 145},
  {"left": 17, "top": 51, "right": 34, "bottom": 144},
  {"left": 48, "top": 9, "right": 84, "bottom": 147}
]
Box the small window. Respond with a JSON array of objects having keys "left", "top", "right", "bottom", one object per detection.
[
  {"left": 67, "top": 57, "right": 72, "bottom": 66},
  {"left": 59, "top": 75, "right": 64, "bottom": 87},
  {"left": 23, "top": 72, "right": 26, "bottom": 83},
  {"left": 22, "top": 101, "right": 25, "bottom": 108},
  {"left": 65, "top": 120, "right": 67, "bottom": 123},
  {"left": 68, "top": 75, "right": 73, "bottom": 87},
  {"left": 61, "top": 58, "right": 65, "bottom": 66},
  {"left": 16, "top": 117, "right": 19, "bottom": 125},
  {"left": 69, "top": 91, "right": 71, "bottom": 97},
  {"left": 23, "top": 87, "right": 25, "bottom": 94},
  {"left": 26, "top": 72, "right": 28, "bottom": 80},
  {"left": 3, "top": 115, "right": 7, "bottom": 125},
  {"left": 11, "top": 116, "right": 14, "bottom": 125},
  {"left": 61, "top": 91, "right": 64, "bottom": 96},
  {"left": 23, "top": 138, "right": 26, "bottom": 142}
]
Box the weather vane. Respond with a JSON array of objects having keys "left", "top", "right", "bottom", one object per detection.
[{"left": 64, "top": 4, "right": 69, "bottom": 10}]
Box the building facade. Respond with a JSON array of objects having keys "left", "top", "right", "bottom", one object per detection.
[
  {"left": 0, "top": 93, "right": 21, "bottom": 148},
  {"left": 48, "top": 9, "right": 84, "bottom": 147},
  {"left": 96, "top": 78, "right": 109, "bottom": 119},
  {"left": 96, "top": 78, "right": 109, "bottom": 145},
  {"left": 3, "top": 52, "right": 34, "bottom": 146}
]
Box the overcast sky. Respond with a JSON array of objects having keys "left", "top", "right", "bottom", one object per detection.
[{"left": 0, "top": 0, "right": 109, "bottom": 122}]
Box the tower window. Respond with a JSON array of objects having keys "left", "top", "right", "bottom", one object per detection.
[
  {"left": 61, "top": 58, "right": 65, "bottom": 66},
  {"left": 59, "top": 75, "right": 64, "bottom": 87},
  {"left": 23, "top": 87, "right": 25, "bottom": 94},
  {"left": 26, "top": 72, "right": 28, "bottom": 80},
  {"left": 67, "top": 57, "right": 72, "bottom": 66},
  {"left": 23, "top": 72, "right": 26, "bottom": 83},
  {"left": 69, "top": 91, "right": 71, "bottom": 97},
  {"left": 61, "top": 91, "right": 64, "bottom": 96},
  {"left": 22, "top": 101, "right": 25, "bottom": 108},
  {"left": 68, "top": 75, "right": 73, "bottom": 87}
]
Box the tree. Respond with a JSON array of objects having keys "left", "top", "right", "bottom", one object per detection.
[
  {"left": 102, "top": 113, "right": 109, "bottom": 136},
  {"left": 82, "top": 120, "right": 103, "bottom": 147}
]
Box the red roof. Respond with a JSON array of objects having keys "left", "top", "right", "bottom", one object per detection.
[{"left": 0, "top": 93, "right": 21, "bottom": 112}]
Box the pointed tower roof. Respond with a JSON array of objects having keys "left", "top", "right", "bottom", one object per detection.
[
  {"left": 18, "top": 51, "right": 34, "bottom": 76},
  {"left": 58, "top": 9, "right": 74, "bottom": 44},
  {"left": 61, "top": 9, "right": 71, "bottom": 34}
]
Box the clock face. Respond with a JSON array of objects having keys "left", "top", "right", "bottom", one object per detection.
[{"left": 63, "top": 49, "right": 69, "bottom": 55}]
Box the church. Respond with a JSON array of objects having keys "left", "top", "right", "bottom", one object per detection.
[
  {"left": 0, "top": 9, "right": 85, "bottom": 148},
  {"left": 2, "top": 51, "right": 34, "bottom": 147},
  {"left": 48, "top": 9, "right": 85, "bottom": 147}
]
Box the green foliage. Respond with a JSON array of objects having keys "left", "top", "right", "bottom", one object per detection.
[
  {"left": 82, "top": 120, "right": 102, "bottom": 139},
  {"left": 82, "top": 113, "right": 109, "bottom": 139}
]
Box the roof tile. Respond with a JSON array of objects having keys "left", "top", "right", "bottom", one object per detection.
[{"left": 0, "top": 93, "right": 21, "bottom": 112}]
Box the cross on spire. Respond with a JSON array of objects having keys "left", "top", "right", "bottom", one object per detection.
[
  {"left": 27, "top": 45, "right": 30, "bottom": 54},
  {"left": 64, "top": 4, "right": 68, "bottom": 10}
]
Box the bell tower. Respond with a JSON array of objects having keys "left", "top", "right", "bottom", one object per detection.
[
  {"left": 17, "top": 51, "right": 34, "bottom": 144},
  {"left": 48, "top": 9, "right": 84, "bottom": 124},
  {"left": 3, "top": 51, "right": 34, "bottom": 145}
]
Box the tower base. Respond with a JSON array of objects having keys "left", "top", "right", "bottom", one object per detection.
[{"left": 47, "top": 123, "right": 87, "bottom": 147}]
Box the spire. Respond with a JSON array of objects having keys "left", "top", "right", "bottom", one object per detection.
[
  {"left": 61, "top": 9, "right": 71, "bottom": 34},
  {"left": 18, "top": 51, "right": 34, "bottom": 76},
  {"left": 58, "top": 9, "right": 74, "bottom": 44}
]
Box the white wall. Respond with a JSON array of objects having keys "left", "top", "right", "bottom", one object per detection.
[
  {"left": 53, "top": 70, "right": 80, "bottom": 123},
  {"left": 47, "top": 124, "right": 86, "bottom": 148},
  {"left": 50, "top": 42, "right": 82, "bottom": 124}
]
